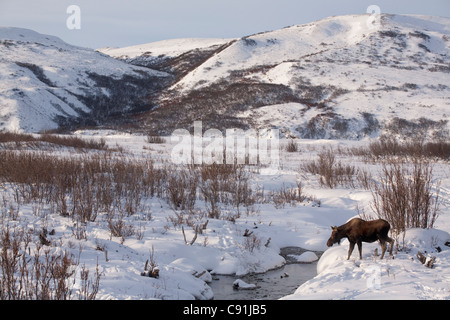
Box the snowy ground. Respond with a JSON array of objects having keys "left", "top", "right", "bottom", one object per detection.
[
  {"left": 1, "top": 130, "right": 449, "bottom": 300},
  {"left": 282, "top": 228, "right": 450, "bottom": 300}
]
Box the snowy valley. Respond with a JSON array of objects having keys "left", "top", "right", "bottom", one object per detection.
[
  {"left": 0, "top": 13, "right": 449, "bottom": 301},
  {"left": 0, "top": 131, "right": 448, "bottom": 300}
]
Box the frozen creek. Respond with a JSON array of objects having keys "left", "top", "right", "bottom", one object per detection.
[{"left": 209, "top": 247, "right": 322, "bottom": 300}]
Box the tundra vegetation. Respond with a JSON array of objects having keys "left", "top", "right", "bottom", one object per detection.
[{"left": 0, "top": 130, "right": 447, "bottom": 299}]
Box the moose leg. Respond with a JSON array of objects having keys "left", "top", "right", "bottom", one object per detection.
[
  {"left": 347, "top": 241, "right": 355, "bottom": 260},
  {"left": 380, "top": 240, "right": 387, "bottom": 259},
  {"left": 357, "top": 240, "right": 363, "bottom": 259},
  {"left": 388, "top": 237, "right": 394, "bottom": 257}
]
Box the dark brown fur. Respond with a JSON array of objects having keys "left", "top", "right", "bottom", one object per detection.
[{"left": 327, "top": 218, "right": 394, "bottom": 260}]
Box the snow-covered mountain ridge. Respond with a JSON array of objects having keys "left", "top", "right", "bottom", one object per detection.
[
  {"left": 1, "top": 14, "right": 449, "bottom": 139},
  {"left": 0, "top": 27, "right": 168, "bottom": 132},
  {"left": 106, "top": 14, "right": 449, "bottom": 140}
]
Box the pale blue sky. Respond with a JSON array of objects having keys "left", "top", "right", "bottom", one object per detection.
[{"left": 1, "top": 0, "right": 449, "bottom": 48}]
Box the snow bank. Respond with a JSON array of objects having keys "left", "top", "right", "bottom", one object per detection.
[
  {"left": 233, "top": 279, "right": 258, "bottom": 290},
  {"left": 288, "top": 251, "right": 319, "bottom": 263},
  {"left": 211, "top": 246, "right": 286, "bottom": 276},
  {"left": 402, "top": 228, "right": 450, "bottom": 252},
  {"left": 316, "top": 242, "right": 352, "bottom": 275},
  {"left": 168, "top": 258, "right": 213, "bottom": 283},
  {"left": 282, "top": 229, "right": 450, "bottom": 300}
]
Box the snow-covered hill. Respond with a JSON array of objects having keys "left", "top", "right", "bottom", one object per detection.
[
  {"left": 1, "top": 14, "right": 449, "bottom": 138},
  {"left": 111, "top": 14, "right": 449, "bottom": 140},
  {"left": 99, "top": 37, "right": 237, "bottom": 84},
  {"left": 99, "top": 38, "right": 233, "bottom": 63},
  {"left": 0, "top": 27, "right": 168, "bottom": 132}
]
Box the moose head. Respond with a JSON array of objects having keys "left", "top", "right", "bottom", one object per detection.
[{"left": 326, "top": 226, "right": 342, "bottom": 247}]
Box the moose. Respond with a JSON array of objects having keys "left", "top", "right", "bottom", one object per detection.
[{"left": 327, "top": 218, "right": 394, "bottom": 260}]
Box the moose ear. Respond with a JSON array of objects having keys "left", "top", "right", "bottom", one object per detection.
[{"left": 330, "top": 226, "right": 334, "bottom": 230}]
